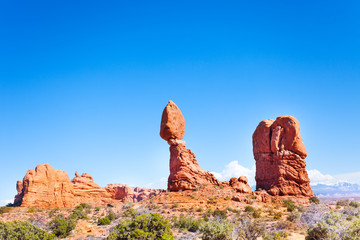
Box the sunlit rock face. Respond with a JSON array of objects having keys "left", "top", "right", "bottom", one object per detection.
[
  {"left": 253, "top": 116, "right": 313, "bottom": 197},
  {"left": 160, "top": 100, "right": 220, "bottom": 191},
  {"left": 14, "top": 164, "right": 162, "bottom": 208}
]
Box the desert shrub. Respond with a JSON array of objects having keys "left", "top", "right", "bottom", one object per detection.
[
  {"left": 349, "top": 201, "right": 360, "bottom": 208},
  {"left": 69, "top": 208, "right": 87, "bottom": 220},
  {"left": 122, "top": 202, "right": 134, "bottom": 209},
  {"left": 213, "top": 209, "right": 227, "bottom": 219},
  {"left": 98, "top": 217, "right": 111, "bottom": 225},
  {"left": 208, "top": 198, "right": 217, "bottom": 204},
  {"left": 287, "top": 211, "right": 300, "bottom": 222},
  {"left": 302, "top": 205, "right": 360, "bottom": 239},
  {"left": 236, "top": 216, "right": 265, "bottom": 240},
  {"left": 95, "top": 207, "right": 101, "bottom": 211},
  {"left": 245, "top": 206, "right": 256, "bottom": 212},
  {"left": 0, "top": 206, "right": 13, "bottom": 215},
  {"left": 337, "top": 199, "right": 350, "bottom": 207},
  {"left": 274, "top": 212, "right": 282, "bottom": 220},
  {"left": 48, "top": 215, "right": 76, "bottom": 238},
  {"left": 252, "top": 209, "right": 261, "bottom": 218},
  {"left": 283, "top": 200, "right": 296, "bottom": 212},
  {"left": 107, "top": 213, "right": 173, "bottom": 240},
  {"left": 309, "top": 196, "right": 320, "bottom": 205},
  {"left": 200, "top": 219, "right": 234, "bottom": 240},
  {"left": 226, "top": 207, "right": 240, "bottom": 214},
  {"left": 27, "top": 206, "right": 37, "bottom": 213},
  {"left": 262, "top": 231, "right": 289, "bottom": 240},
  {"left": 0, "top": 221, "right": 54, "bottom": 240},
  {"left": 122, "top": 207, "right": 138, "bottom": 218},
  {"left": 107, "top": 211, "right": 116, "bottom": 221},
  {"left": 301, "top": 205, "right": 328, "bottom": 227},
  {"left": 306, "top": 222, "right": 330, "bottom": 240},
  {"left": 244, "top": 206, "right": 261, "bottom": 218},
  {"left": 173, "top": 214, "right": 203, "bottom": 232}
]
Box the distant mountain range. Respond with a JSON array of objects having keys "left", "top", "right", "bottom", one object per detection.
[
  {"left": 312, "top": 182, "right": 360, "bottom": 198},
  {"left": 250, "top": 182, "right": 360, "bottom": 198}
]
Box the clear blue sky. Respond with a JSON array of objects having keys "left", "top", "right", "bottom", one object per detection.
[{"left": 1, "top": 1, "right": 359, "bottom": 204}]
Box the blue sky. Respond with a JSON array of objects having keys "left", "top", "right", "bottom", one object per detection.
[{"left": 0, "top": 1, "right": 359, "bottom": 204}]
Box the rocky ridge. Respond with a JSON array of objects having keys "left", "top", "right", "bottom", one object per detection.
[{"left": 14, "top": 164, "right": 162, "bottom": 208}]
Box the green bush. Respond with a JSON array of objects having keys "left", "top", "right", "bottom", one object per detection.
[
  {"left": 0, "top": 221, "right": 54, "bottom": 240},
  {"left": 212, "top": 209, "right": 227, "bottom": 219},
  {"left": 244, "top": 206, "right": 261, "bottom": 218},
  {"left": 274, "top": 212, "right": 282, "bottom": 220},
  {"left": 69, "top": 208, "right": 87, "bottom": 220},
  {"left": 309, "top": 196, "right": 320, "bottom": 204},
  {"left": 245, "top": 206, "right": 256, "bottom": 212},
  {"left": 287, "top": 212, "right": 300, "bottom": 222},
  {"left": 107, "top": 211, "right": 116, "bottom": 221},
  {"left": 262, "top": 231, "right": 289, "bottom": 240},
  {"left": 337, "top": 199, "right": 349, "bottom": 207},
  {"left": 283, "top": 200, "right": 296, "bottom": 212},
  {"left": 306, "top": 222, "right": 330, "bottom": 240},
  {"left": 200, "top": 219, "right": 234, "bottom": 240},
  {"left": 349, "top": 201, "right": 360, "bottom": 208},
  {"left": 107, "top": 213, "right": 174, "bottom": 240},
  {"left": 98, "top": 217, "right": 111, "bottom": 225},
  {"left": 48, "top": 215, "right": 76, "bottom": 238},
  {"left": 122, "top": 207, "right": 138, "bottom": 218},
  {"left": 76, "top": 203, "right": 92, "bottom": 211},
  {"left": 173, "top": 214, "right": 203, "bottom": 232},
  {"left": 69, "top": 203, "right": 91, "bottom": 220}
]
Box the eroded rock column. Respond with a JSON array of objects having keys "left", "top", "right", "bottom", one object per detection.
[
  {"left": 160, "top": 100, "right": 219, "bottom": 191},
  {"left": 253, "top": 116, "right": 313, "bottom": 197}
]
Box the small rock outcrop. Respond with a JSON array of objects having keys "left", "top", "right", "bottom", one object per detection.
[
  {"left": 105, "top": 184, "right": 162, "bottom": 202},
  {"left": 229, "top": 176, "right": 252, "bottom": 194},
  {"left": 14, "top": 164, "right": 162, "bottom": 208},
  {"left": 253, "top": 116, "right": 313, "bottom": 197},
  {"left": 160, "top": 100, "right": 220, "bottom": 191}
]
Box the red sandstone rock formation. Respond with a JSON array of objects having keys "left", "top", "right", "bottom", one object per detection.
[
  {"left": 14, "top": 164, "right": 74, "bottom": 208},
  {"left": 160, "top": 100, "right": 185, "bottom": 141},
  {"left": 229, "top": 176, "right": 252, "bottom": 194},
  {"left": 105, "top": 184, "right": 162, "bottom": 202},
  {"left": 253, "top": 115, "right": 313, "bottom": 197},
  {"left": 160, "top": 101, "right": 220, "bottom": 191},
  {"left": 14, "top": 164, "right": 162, "bottom": 208},
  {"left": 167, "top": 139, "right": 219, "bottom": 191}
]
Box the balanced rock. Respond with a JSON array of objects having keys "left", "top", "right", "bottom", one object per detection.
[
  {"left": 160, "top": 101, "right": 219, "bottom": 191},
  {"left": 253, "top": 116, "right": 313, "bottom": 196},
  {"left": 160, "top": 100, "right": 185, "bottom": 141}
]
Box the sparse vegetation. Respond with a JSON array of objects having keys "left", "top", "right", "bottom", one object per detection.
[
  {"left": 107, "top": 213, "right": 174, "bottom": 240},
  {"left": 200, "top": 219, "right": 234, "bottom": 240},
  {"left": 283, "top": 199, "right": 296, "bottom": 212},
  {"left": 173, "top": 214, "right": 203, "bottom": 232},
  {"left": 0, "top": 221, "right": 55, "bottom": 240},
  {"left": 309, "top": 196, "right": 320, "bottom": 204},
  {"left": 0, "top": 206, "right": 13, "bottom": 215},
  {"left": 98, "top": 217, "right": 111, "bottom": 225},
  {"left": 48, "top": 215, "right": 76, "bottom": 238}
]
